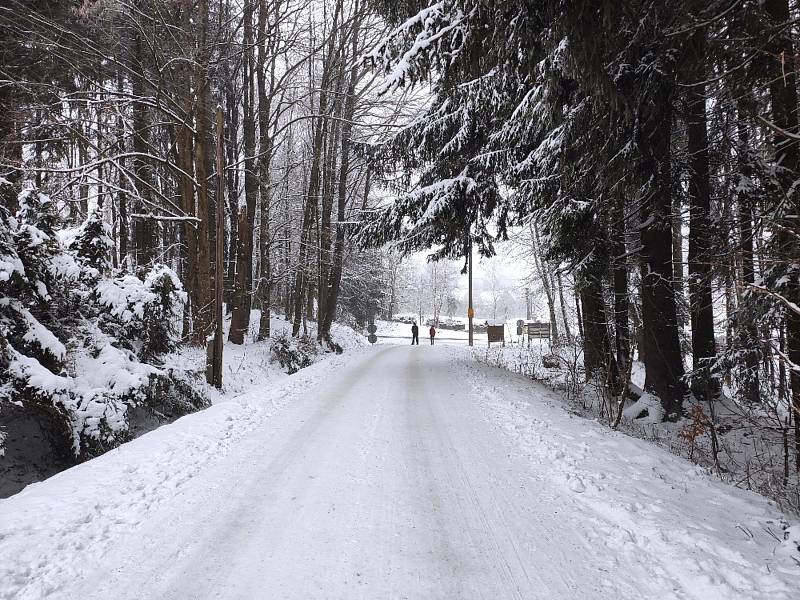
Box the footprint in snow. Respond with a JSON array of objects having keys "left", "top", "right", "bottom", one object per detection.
[{"left": 567, "top": 475, "right": 586, "bottom": 493}]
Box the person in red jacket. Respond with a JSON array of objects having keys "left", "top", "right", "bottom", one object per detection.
[{"left": 429, "top": 325, "right": 436, "bottom": 345}]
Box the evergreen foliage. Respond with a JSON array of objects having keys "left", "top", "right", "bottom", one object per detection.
[
  {"left": 0, "top": 178, "right": 204, "bottom": 462},
  {"left": 361, "top": 0, "right": 800, "bottom": 428}
]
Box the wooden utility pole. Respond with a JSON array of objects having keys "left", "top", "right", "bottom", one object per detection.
[
  {"left": 468, "top": 235, "right": 474, "bottom": 347},
  {"left": 209, "top": 105, "right": 225, "bottom": 389}
]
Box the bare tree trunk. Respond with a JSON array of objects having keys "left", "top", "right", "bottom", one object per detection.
[
  {"left": 685, "top": 0, "right": 716, "bottom": 399},
  {"left": 256, "top": 0, "right": 276, "bottom": 341},
  {"left": 736, "top": 100, "right": 760, "bottom": 404},
  {"left": 208, "top": 106, "right": 225, "bottom": 388},
  {"left": 320, "top": 7, "right": 362, "bottom": 339},
  {"left": 192, "top": 0, "right": 214, "bottom": 345},
  {"left": 292, "top": 1, "right": 341, "bottom": 336},
  {"left": 176, "top": 0, "right": 198, "bottom": 341},
  {"left": 317, "top": 82, "right": 343, "bottom": 337},
  {"left": 556, "top": 271, "right": 572, "bottom": 341},
  {"left": 612, "top": 197, "right": 630, "bottom": 385},
  {"left": 224, "top": 85, "right": 239, "bottom": 313},
  {"left": 765, "top": 0, "right": 800, "bottom": 473},
  {"left": 229, "top": 0, "right": 258, "bottom": 344},
  {"left": 581, "top": 269, "right": 617, "bottom": 381},
  {"left": 115, "top": 69, "right": 129, "bottom": 267},
  {"left": 531, "top": 224, "right": 559, "bottom": 344},
  {"left": 672, "top": 196, "right": 685, "bottom": 326},
  {"left": 0, "top": 84, "right": 22, "bottom": 194},
  {"left": 178, "top": 108, "right": 197, "bottom": 338},
  {"left": 638, "top": 90, "right": 685, "bottom": 419},
  {"left": 132, "top": 30, "right": 156, "bottom": 267},
  {"left": 77, "top": 113, "right": 89, "bottom": 218}
]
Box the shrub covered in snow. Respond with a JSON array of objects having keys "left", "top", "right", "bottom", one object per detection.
[
  {"left": 95, "top": 265, "right": 186, "bottom": 361},
  {"left": 0, "top": 179, "right": 207, "bottom": 462},
  {"left": 269, "top": 332, "right": 319, "bottom": 374},
  {"left": 67, "top": 208, "right": 114, "bottom": 273},
  {"left": 778, "top": 524, "right": 800, "bottom": 566}
]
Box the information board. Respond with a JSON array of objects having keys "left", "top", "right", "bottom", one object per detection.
[
  {"left": 526, "top": 322, "right": 551, "bottom": 342},
  {"left": 487, "top": 324, "right": 505, "bottom": 347}
]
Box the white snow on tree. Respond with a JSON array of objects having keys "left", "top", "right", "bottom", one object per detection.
[{"left": 0, "top": 178, "right": 207, "bottom": 461}]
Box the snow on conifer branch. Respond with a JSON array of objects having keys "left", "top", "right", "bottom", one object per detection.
[{"left": 367, "top": 1, "right": 474, "bottom": 94}]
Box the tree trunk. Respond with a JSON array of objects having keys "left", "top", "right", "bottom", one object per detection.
[
  {"left": 672, "top": 196, "right": 685, "bottom": 326},
  {"left": 229, "top": 0, "right": 258, "bottom": 345},
  {"left": 192, "top": 0, "right": 214, "bottom": 346},
  {"left": 256, "top": 0, "right": 275, "bottom": 341},
  {"left": 132, "top": 30, "right": 155, "bottom": 268},
  {"left": 765, "top": 0, "right": 800, "bottom": 472},
  {"left": 556, "top": 271, "right": 572, "bottom": 341},
  {"left": 736, "top": 100, "right": 760, "bottom": 404},
  {"left": 0, "top": 84, "right": 22, "bottom": 192},
  {"left": 581, "top": 270, "right": 616, "bottom": 382},
  {"left": 321, "top": 9, "right": 363, "bottom": 340},
  {"left": 292, "top": 1, "right": 341, "bottom": 336},
  {"left": 115, "top": 69, "right": 129, "bottom": 267},
  {"left": 224, "top": 85, "right": 239, "bottom": 314},
  {"left": 638, "top": 93, "right": 685, "bottom": 418},
  {"left": 685, "top": 0, "right": 716, "bottom": 398},
  {"left": 531, "top": 224, "right": 559, "bottom": 344},
  {"left": 612, "top": 197, "right": 630, "bottom": 384},
  {"left": 178, "top": 110, "right": 198, "bottom": 340},
  {"left": 317, "top": 91, "right": 342, "bottom": 337},
  {"left": 177, "top": 0, "right": 198, "bottom": 342}
]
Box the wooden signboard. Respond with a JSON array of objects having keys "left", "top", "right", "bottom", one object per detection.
[
  {"left": 487, "top": 324, "right": 505, "bottom": 347},
  {"left": 526, "top": 322, "right": 551, "bottom": 344}
]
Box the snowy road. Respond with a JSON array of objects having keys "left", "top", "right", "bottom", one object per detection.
[{"left": 2, "top": 345, "right": 798, "bottom": 599}]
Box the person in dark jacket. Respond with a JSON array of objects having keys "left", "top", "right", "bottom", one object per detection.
[
  {"left": 429, "top": 325, "right": 436, "bottom": 345},
  {"left": 411, "top": 322, "right": 419, "bottom": 345}
]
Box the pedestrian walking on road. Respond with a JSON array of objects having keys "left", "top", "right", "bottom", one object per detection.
[
  {"left": 429, "top": 326, "right": 436, "bottom": 345},
  {"left": 411, "top": 322, "right": 419, "bottom": 345}
]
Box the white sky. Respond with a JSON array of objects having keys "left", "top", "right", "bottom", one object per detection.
[{"left": 399, "top": 238, "right": 560, "bottom": 322}]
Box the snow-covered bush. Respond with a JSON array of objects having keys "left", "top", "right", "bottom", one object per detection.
[
  {"left": 269, "top": 332, "right": 319, "bottom": 374},
  {"left": 0, "top": 179, "right": 206, "bottom": 462},
  {"left": 95, "top": 264, "right": 186, "bottom": 361},
  {"left": 1, "top": 181, "right": 72, "bottom": 456},
  {"left": 68, "top": 208, "right": 114, "bottom": 273},
  {"left": 778, "top": 524, "right": 800, "bottom": 566}
]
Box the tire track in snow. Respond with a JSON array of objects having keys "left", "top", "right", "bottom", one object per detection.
[
  {"left": 406, "top": 349, "right": 530, "bottom": 600},
  {"left": 459, "top": 348, "right": 798, "bottom": 600}
]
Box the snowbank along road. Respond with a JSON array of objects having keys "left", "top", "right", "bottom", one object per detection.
[{"left": 1, "top": 345, "right": 798, "bottom": 599}]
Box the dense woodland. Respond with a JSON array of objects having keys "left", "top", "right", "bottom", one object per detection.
[
  {"left": 360, "top": 0, "right": 800, "bottom": 504},
  {"left": 3, "top": 0, "right": 800, "bottom": 508},
  {"left": 0, "top": 0, "right": 402, "bottom": 470}
]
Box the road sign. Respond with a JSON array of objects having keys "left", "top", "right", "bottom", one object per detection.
[
  {"left": 367, "top": 323, "right": 377, "bottom": 334},
  {"left": 368, "top": 334, "right": 377, "bottom": 344},
  {"left": 467, "top": 307, "right": 475, "bottom": 319}
]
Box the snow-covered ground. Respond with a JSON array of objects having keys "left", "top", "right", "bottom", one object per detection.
[
  {"left": 374, "top": 317, "right": 535, "bottom": 345},
  {"left": 1, "top": 344, "right": 797, "bottom": 599},
  {"left": 0, "top": 345, "right": 371, "bottom": 600},
  {"left": 168, "top": 311, "right": 366, "bottom": 400},
  {"left": 476, "top": 342, "right": 800, "bottom": 516},
  {"left": 0, "top": 310, "right": 365, "bottom": 498}
]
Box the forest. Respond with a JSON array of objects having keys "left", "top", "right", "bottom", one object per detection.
[
  {"left": 360, "top": 0, "right": 800, "bottom": 509},
  {"left": 0, "top": 0, "right": 405, "bottom": 475},
  {"left": 2, "top": 0, "right": 800, "bottom": 511}
]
